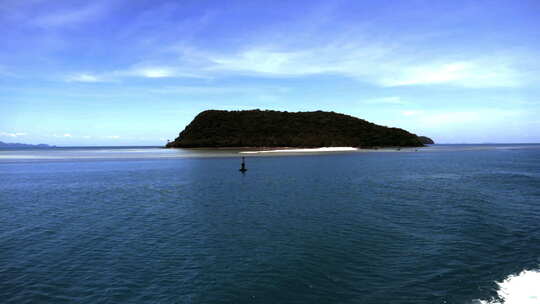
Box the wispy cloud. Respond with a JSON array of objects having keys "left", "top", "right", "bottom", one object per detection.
[
  {"left": 196, "top": 45, "right": 527, "bottom": 88},
  {"left": 401, "top": 109, "right": 524, "bottom": 126},
  {"left": 0, "top": 132, "right": 27, "bottom": 137},
  {"left": 3, "top": 0, "right": 537, "bottom": 91},
  {"left": 379, "top": 60, "right": 521, "bottom": 88},
  {"left": 66, "top": 73, "right": 103, "bottom": 83},
  {"left": 133, "top": 67, "right": 174, "bottom": 78},
  {"left": 146, "top": 85, "right": 290, "bottom": 95},
  {"left": 49, "top": 1, "right": 535, "bottom": 89},
  {"left": 74, "top": 36, "right": 523, "bottom": 88},
  {"left": 121, "top": 65, "right": 209, "bottom": 79},
  {"left": 65, "top": 65, "right": 209, "bottom": 82},
  {"left": 33, "top": 3, "right": 106, "bottom": 28},
  {"left": 364, "top": 97, "right": 407, "bottom": 105},
  {"left": 66, "top": 51, "right": 525, "bottom": 87},
  {"left": 53, "top": 133, "right": 72, "bottom": 138}
]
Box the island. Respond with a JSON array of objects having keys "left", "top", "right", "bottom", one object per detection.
[
  {"left": 0, "top": 141, "right": 55, "bottom": 148},
  {"left": 417, "top": 136, "right": 435, "bottom": 145},
  {"left": 166, "top": 110, "right": 434, "bottom": 148}
]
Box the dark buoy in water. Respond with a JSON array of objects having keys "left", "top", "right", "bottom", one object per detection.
[{"left": 239, "top": 156, "right": 247, "bottom": 173}]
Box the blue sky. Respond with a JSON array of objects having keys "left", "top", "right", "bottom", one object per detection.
[{"left": 1, "top": 0, "right": 539, "bottom": 145}]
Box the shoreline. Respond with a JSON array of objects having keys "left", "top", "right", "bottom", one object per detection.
[
  {"left": 238, "top": 146, "right": 424, "bottom": 154},
  {"left": 165, "top": 146, "right": 424, "bottom": 154},
  {"left": 239, "top": 147, "right": 359, "bottom": 154}
]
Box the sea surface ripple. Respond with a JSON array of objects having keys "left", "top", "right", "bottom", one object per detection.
[{"left": 1, "top": 145, "right": 539, "bottom": 303}]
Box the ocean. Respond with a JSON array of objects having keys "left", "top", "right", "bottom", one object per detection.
[{"left": 1, "top": 144, "right": 539, "bottom": 303}]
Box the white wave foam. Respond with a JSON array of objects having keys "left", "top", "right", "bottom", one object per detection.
[{"left": 477, "top": 269, "right": 540, "bottom": 304}]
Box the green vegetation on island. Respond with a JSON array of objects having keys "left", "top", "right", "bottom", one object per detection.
[
  {"left": 166, "top": 110, "right": 434, "bottom": 148},
  {"left": 417, "top": 136, "right": 435, "bottom": 145}
]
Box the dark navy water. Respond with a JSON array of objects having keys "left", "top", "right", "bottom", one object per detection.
[{"left": 1, "top": 145, "right": 539, "bottom": 303}]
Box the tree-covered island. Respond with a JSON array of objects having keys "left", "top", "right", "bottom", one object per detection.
[{"left": 166, "top": 110, "right": 434, "bottom": 148}]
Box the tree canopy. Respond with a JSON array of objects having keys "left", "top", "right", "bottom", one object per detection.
[{"left": 166, "top": 110, "right": 432, "bottom": 148}]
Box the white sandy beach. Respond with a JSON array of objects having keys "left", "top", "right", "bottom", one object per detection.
[
  {"left": 239, "top": 147, "right": 359, "bottom": 154},
  {"left": 238, "top": 146, "right": 430, "bottom": 154}
]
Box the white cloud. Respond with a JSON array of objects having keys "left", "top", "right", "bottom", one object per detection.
[
  {"left": 64, "top": 64, "right": 210, "bottom": 83},
  {"left": 66, "top": 73, "right": 103, "bottom": 83},
  {"left": 53, "top": 133, "right": 72, "bottom": 138},
  {"left": 54, "top": 5, "right": 534, "bottom": 88},
  {"left": 200, "top": 45, "right": 525, "bottom": 88},
  {"left": 132, "top": 67, "right": 174, "bottom": 78},
  {"left": 119, "top": 63, "right": 212, "bottom": 79},
  {"left": 60, "top": 37, "right": 530, "bottom": 88},
  {"left": 382, "top": 63, "right": 471, "bottom": 86},
  {"left": 0, "top": 132, "right": 27, "bottom": 137},
  {"left": 379, "top": 61, "right": 520, "bottom": 88},
  {"left": 205, "top": 47, "right": 344, "bottom": 77},
  {"left": 208, "top": 49, "right": 307, "bottom": 75},
  {"left": 104, "top": 135, "right": 120, "bottom": 139},
  {"left": 401, "top": 109, "right": 523, "bottom": 127},
  {"left": 147, "top": 85, "right": 289, "bottom": 96}
]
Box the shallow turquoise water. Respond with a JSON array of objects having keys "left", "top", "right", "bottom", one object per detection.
[{"left": 1, "top": 145, "right": 539, "bottom": 303}]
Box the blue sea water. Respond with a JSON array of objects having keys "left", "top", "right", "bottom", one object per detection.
[{"left": 1, "top": 145, "right": 539, "bottom": 303}]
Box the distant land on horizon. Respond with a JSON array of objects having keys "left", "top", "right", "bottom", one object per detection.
[
  {"left": 0, "top": 141, "right": 55, "bottom": 148},
  {"left": 166, "top": 109, "right": 434, "bottom": 148}
]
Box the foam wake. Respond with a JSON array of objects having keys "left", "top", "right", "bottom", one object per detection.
[{"left": 476, "top": 269, "right": 540, "bottom": 304}]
